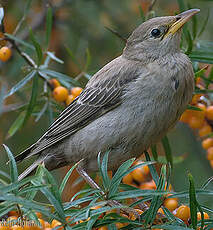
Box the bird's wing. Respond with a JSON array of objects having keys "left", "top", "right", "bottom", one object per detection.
[{"left": 17, "top": 57, "right": 141, "bottom": 159}]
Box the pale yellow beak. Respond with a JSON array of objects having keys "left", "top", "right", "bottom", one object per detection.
[{"left": 164, "top": 9, "right": 200, "bottom": 38}]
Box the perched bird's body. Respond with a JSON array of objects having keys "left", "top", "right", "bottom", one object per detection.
[{"left": 16, "top": 10, "right": 199, "bottom": 180}]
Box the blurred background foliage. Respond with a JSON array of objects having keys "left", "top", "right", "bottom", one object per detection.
[{"left": 0, "top": 0, "right": 213, "bottom": 207}]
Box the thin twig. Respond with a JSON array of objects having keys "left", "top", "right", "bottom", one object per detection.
[
  {"left": 148, "top": 0, "right": 157, "bottom": 12},
  {"left": 104, "top": 26, "right": 127, "bottom": 43}
]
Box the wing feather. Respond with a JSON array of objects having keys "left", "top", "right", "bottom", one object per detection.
[{"left": 25, "top": 56, "right": 140, "bottom": 156}]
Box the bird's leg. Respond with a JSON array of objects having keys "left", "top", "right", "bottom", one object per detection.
[
  {"left": 76, "top": 164, "right": 102, "bottom": 191},
  {"left": 76, "top": 165, "right": 140, "bottom": 220}
]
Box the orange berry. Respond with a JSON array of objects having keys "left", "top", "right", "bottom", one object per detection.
[
  {"left": 163, "top": 198, "right": 178, "bottom": 211},
  {"left": 196, "top": 77, "right": 201, "bottom": 85},
  {"left": 10, "top": 225, "right": 24, "bottom": 230},
  {"left": 35, "top": 212, "right": 42, "bottom": 219},
  {"left": 188, "top": 116, "right": 204, "bottom": 129},
  {"left": 199, "top": 124, "right": 212, "bottom": 137},
  {"left": 53, "top": 86, "right": 69, "bottom": 102},
  {"left": 175, "top": 205, "right": 190, "bottom": 221},
  {"left": 49, "top": 78, "right": 60, "bottom": 88},
  {"left": 44, "top": 221, "right": 51, "bottom": 228},
  {"left": 180, "top": 110, "right": 192, "bottom": 123},
  {"left": 206, "top": 106, "right": 213, "bottom": 120},
  {"left": 8, "top": 211, "right": 19, "bottom": 217},
  {"left": 142, "top": 165, "right": 150, "bottom": 175},
  {"left": 122, "top": 173, "right": 133, "bottom": 185},
  {"left": 131, "top": 167, "right": 145, "bottom": 183},
  {"left": 139, "top": 180, "right": 156, "bottom": 190},
  {"left": 51, "top": 219, "right": 63, "bottom": 229},
  {"left": 210, "top": 160, "right": 213, "bottom": 168},
  {"left": 207, "top": 147, "right": 213, "bottom": 160},
  {"left": 116, "top": 223, "right": 126, "bottom": 229},
  {"left": 191, "top": 94, "right": 202, "bottom": 105},
  {"left": 202, "top": 138, "right": 213, "bottom": 150},
  {"left": 197, "top": 212, "right": 209, "bottom": 220},
  {"left": 98, "top": 227, "right": 108, "bottom": 230},
  {"left": 65, "top": 94, "right": 75, "bottom": 106},
  {"left": 71, "top": 87, "right": 83, "bottom": 98},
  {"left": 0, "top": 46, "right": 12, "bottom": 62}
]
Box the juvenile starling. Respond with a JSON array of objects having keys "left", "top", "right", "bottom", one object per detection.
[{"left": 16, "top": 9, "right": 200, "bottom": 180}]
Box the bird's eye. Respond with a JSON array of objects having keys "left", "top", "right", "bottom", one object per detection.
[{"left": 151, "top": 28, "right": 161, "bottom": 38}]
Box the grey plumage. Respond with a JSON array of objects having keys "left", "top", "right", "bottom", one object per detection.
[{"left": 17, "top": 9, "right": 199, "bottom": 181}]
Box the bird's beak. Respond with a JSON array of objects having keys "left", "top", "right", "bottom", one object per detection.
[{"left": 164, "top": 9, "right": 200, "bottom": 38}]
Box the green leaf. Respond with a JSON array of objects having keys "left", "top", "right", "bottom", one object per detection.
[
  {"left": 84, "top": 48, "right": 91, "bottom": 71},
  {"left": 177, "top": 0, "right": 185, "bottom": 11},
  {"left": 0, "top": 7, "right": 4, "bottom": 26},
  {"left": 41, "top": 69, "right": 81, "bottom": 87},
  {"left": 110, "top": 188, "right": 167, "bottom": 200},
  {"left": 162, "top": 207, "right": 182, "bottom": 223},
  {"left": 4, "top": 70, "right": 37, "bottom": 99},
  {"left": 46, "top": 51, "right": 64, "bottom": 64},
  {"left": 3, "top": 145, "right": 18, "bottom": 184},
  {"left": 201, "top": 176, "right": 213, "bottom": 189},
  {"left": 195, "top": 66, "right": 208, "bottom": 78},
  {"left": 188, "top": 173, "right": 197, "bottom": 229},
  {"left": 32, "top": 178, "right": 65, "bottom": 221},
  {"left": 7, "top": 111, "right": 25, "bottom": 138},
  {"left": 35, "top": 101, "right": 48, "bottom": 122},
  {"left": 145, "top": 151, "right": 159, "bottom": 185},
  {"left": 59, "top": 162, "right": 78, "bottom": 195},
  {"left": 198, "top": 9, "right": 209, "bottom": 38},
  {"left": 0, "top": 175, "right": 40, "bottom": 194},
  {"left": 29, "top": 28, "right": 43, "bottom": 66},
  {"left": 187, "top": 105, "right": 202, "bottom": 111},
  {"left": 108, "top": 158, "right": 135, "bottom": 197},
  {"left": 191, "top": 11, "right": 198, "bottom": 39},
  {"left": 0, "top": 84, "right": 6, "bottom": 115},
  {"left": 162, "top": 136, "right": 173, "bottom": 168},
  {"left": 144, "top": 165, "right": 166, "bottom": 225},
  {"left": 23, "top": 73, "right": 38, "bottom": 124},
  {"left": 0, "top": 193, "right": 53, "bottom": 218},
  {"left": 138, "top": 5, "right": 145, "bottom": 22},
  {"left": 98, "top": 151, "right": 111, "bottom": 191},
  {"left": 0, "top": 205, "right": 16, "bottom": 219},
  {"left": 26, "top": 165, "right": 44, "bottom": 200},
  {"left": 64, "top": 45, "right": 82, "bottom": 70},
  {"left": 151, "top": 224, "right": 192, "bottom": 230},
  {"left": 185, "top": 30, "right": 193, "bottom": 55},
  {"left": 45, "top": 7, "right": 53, "bottom": 48},
  {"left": 189, "top": 51, "right": 213, "bottom": 64},
  {"left": 5, "top": 33, "right": 35, "bottom": 50},
  {"left": 151, "top": 145, "right": 158, "bottom": 161}
]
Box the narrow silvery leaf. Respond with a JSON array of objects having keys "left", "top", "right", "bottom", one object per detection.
[{"left": 0, "top": 8, "right": 4, "bottom": 25}]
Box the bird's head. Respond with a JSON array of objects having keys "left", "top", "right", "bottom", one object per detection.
[{"left": 123, "top": 9, "right": 200, "bottom": 62}]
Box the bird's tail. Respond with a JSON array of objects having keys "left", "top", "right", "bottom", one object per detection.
[
  {"left": 18, "top": 157, "right": 44, "bottom": 181},
  {"left": 15, "top": 143, "right": 36, "bottom": 163}
]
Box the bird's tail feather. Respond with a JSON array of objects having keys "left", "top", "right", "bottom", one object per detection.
[
  {"left": 15, "top": 143, "right": 36, "bottom": 163},
  {"left": 18, "top": 157, "right": 44, "bottom": 181}
]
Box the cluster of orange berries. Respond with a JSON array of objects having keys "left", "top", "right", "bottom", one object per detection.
[
  {"left": 121, "top": 160, "right": 210, "bottom": 228},
  {"left": 180, "top": 92, "right": 213, "bottom": 168},
  {"left": 49, "top": 78, "right": 83, "bottom": 105},
  {"left": 0, "top": 46, "right": 12, "bottom": 62}
]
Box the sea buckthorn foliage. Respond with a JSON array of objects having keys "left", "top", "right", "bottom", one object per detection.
[{"left": 0, "top": 0, "right": 213, "bottom": 230}]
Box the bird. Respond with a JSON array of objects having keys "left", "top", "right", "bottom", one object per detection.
[{"left": 16, "top": 9, "right": 200, "bottom": 181}]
